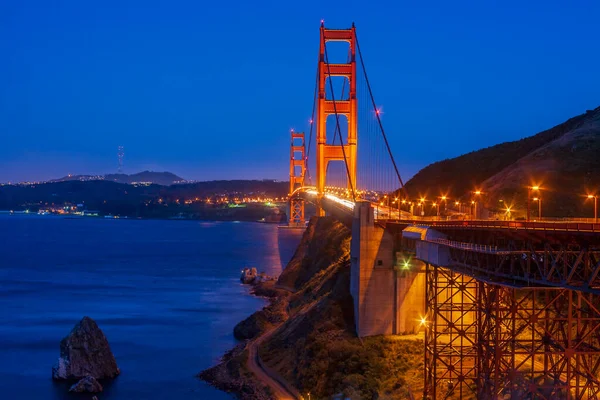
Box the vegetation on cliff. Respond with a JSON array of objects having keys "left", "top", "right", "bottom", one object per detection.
[{"left": 404, "top": 106, "right": 600, "bottom": 217}]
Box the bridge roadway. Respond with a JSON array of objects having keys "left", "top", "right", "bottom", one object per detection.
[
  {"left": 295, "top": 188, "right": 600, "bottom": 234},
  {"left": 293, "top": 189, "right": 600, "bottom": 293}
]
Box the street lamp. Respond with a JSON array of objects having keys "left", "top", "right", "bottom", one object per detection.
[
  {"left": 533, "top": 197, "right": 542, "bottom": 220},
  {"left": 588, "top": 194, "right": 598, "bottom": 223},
  {"left": 527, "top": 185, "right": 540, "bottom": 222},
  {"left": 472, "top": 190, "right": 482, "bottom": 219}
]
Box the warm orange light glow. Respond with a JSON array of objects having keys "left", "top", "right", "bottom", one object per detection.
[
  {"left": 474, "top": 190, "right": 482, "bottom": 195},
  {"left": 455, "top": 201, "right": 460, "bottom": 205},
  {"left": 420, "top": 197, "right": 426, "bottom": 202},
  {"left": 441, "top": 196, "right": 447, "bottom": 201},
  {"left": 531, "top": 186, "right": 540, "bottom": 191},
  {"left": 420, "top": 317, "right": 427, "bottom": 326},
  {"left": 533, "top": 197, "right": 539, "bottom": 201},
  {"left": 588, "top": 194, "right": 596, "bottom": 199}
]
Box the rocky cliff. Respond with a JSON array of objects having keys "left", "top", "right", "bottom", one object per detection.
[{"left": 201, "top": 217, "right": 423, "bottom": 399}]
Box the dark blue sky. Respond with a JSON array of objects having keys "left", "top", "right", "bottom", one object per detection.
[{"left": 1, "top": 0, "right": 599, "bottom": 183}]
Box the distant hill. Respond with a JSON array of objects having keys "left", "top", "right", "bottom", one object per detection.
[
  {"left": 404, "top": 106, "right": 600, "bottom": 217},
  {"left": 0, "top": 179, "right": 289, "bottom": 220},
  {"left": 105, "top": 171, "right": 185, "bottom": 186},
  {"left": 51, "top": 171, "right": 185, "bottom": 186}
]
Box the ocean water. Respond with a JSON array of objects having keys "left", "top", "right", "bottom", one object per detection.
[{"left": 0, "top": 215, "right": 303, "bottom": 399}]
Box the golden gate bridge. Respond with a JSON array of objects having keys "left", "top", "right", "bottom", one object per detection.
[{"left": 286, "top": 22, "right": 600, "bottom": 399}]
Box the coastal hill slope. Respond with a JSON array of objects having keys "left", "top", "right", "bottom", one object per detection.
[{"left": 404, "top": 106, "right": 600, "bottom": 217}]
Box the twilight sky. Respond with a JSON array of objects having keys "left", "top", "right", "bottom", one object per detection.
[{"left": 1, "top": 0, "right": 599, "bottom": 183}]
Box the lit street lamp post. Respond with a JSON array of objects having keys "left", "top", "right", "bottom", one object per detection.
[
  {"left": 588, "top": 194, "right": 598, "bottom": 223},
  {"left": 473, "top": 190, "right": 482, "bottom": 219},
  {"left": 533, "top": 197, "right": 542, "bottom": 220},
  {"left": 527, "top": 185, "right": 540, "bottom": 222}
]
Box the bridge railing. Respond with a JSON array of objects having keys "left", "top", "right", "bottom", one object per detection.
[
  {"left": 425, "top": 238, "right": 503, "bottom": 254},
  {"left": 389, "top": 218, "right": 600, "bottom": 233}
]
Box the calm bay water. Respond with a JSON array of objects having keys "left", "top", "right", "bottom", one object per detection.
[{"left": 0, "top": 215, "right": 302, "bottom": 399}]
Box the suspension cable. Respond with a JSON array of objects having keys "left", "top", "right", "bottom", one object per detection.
[
  {"left": 323, "top": 36, "right": 357, "bottom": 202},
  {"left": 355, "top": 30, "right": 407, "bottom": 199}
]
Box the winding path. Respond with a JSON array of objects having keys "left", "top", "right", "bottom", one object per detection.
[{"left": 247, "top": 327, "right": 297, "bottom": 400}]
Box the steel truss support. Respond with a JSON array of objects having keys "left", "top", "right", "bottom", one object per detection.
[
  {"left": 425, "top": 265, "right": 600, "bottom": 399},
  {"left": 425, "top": 264, "right": 479, "bottom": 399},
  {"left": 446, "top": 244, "right": 600, "bottom": 294}
]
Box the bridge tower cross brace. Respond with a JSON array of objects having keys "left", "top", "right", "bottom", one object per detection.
[
  {"left": 289, "top": 130, "right": 306, "bottom": 227},
  {"left": 316, "top": 23, "right": 357, "bottom": 215}
]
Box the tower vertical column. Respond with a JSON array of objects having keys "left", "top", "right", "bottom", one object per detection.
[
  {"left": 316, "top": 23, "right": 358, "bottom": 215},
  {"left": 289, "top": 130, "right": 306, "bottom": 227}
]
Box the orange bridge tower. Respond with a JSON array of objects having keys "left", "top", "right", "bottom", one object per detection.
[
  {"left": 316, "top": 23, "right": 357, "bottom": 215},
  {"left": 288, "top": 130, "right": 306, "bottom": 227}
]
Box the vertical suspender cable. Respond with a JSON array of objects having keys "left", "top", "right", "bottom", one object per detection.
[{"left": 355, "top": 31, "right": 408, "bottom": 198}]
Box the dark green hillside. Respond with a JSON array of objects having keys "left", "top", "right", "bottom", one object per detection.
[
  {"left": 403, "top": 106, "right": 600, "bottom": 217},
  {"left": 404, "top": 107, "right": 599, "bottom": 200}
]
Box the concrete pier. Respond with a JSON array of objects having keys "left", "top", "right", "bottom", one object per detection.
[{"left": 350, "top": 202, "right": 425, "bottom": 337}]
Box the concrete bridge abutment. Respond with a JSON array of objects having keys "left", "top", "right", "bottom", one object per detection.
[{"left": 350, "top": 202, "right": 425, "bottom": 337}]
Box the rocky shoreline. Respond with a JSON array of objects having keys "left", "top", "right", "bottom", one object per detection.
[
  {"left": 198, "top": 278, "right": 288, "bottom": 400},
  {"left": 199, "top": 217, "right": 424, "bottom": 400}
]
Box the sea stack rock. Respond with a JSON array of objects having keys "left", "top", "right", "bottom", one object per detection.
[
  {"left": 52, "top": 316, "right": 120, "bottom": 381},
  {"left": 69, "top": 376, "right": 103, "bottom": 393}
]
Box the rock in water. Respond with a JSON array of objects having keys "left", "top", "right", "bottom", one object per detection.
[
  {"left": 52, "top": 316, "right": 120, "bottom": 380},
  {"left": 240, "top": 267, "right": 258, "bottom": 284},
  {"left": 69, "top": 376, "right": 103, "bottom": 393}
]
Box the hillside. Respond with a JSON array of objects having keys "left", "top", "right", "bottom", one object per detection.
[
  {"left": 51, "top": 170, "right": 185, "bottom": 186},
  {"left": 105, "top": 171, "right": 185, "bottom": 185},
  {"left": 404, "top": 106, "right": 600, "bottom": 217},
  {"left": 0, "top": 179, "right": 288, "bottom": 221}
]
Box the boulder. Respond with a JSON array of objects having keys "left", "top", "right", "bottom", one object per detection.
[
  {"left": 69, "top": 376, "right": 103, "bottom": 393},
  {"left": 52, "top": 316, "right": 120, "bottom": 380},
  {"left": 240, "top": 267, "right": 258, "bottom": 284}
]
